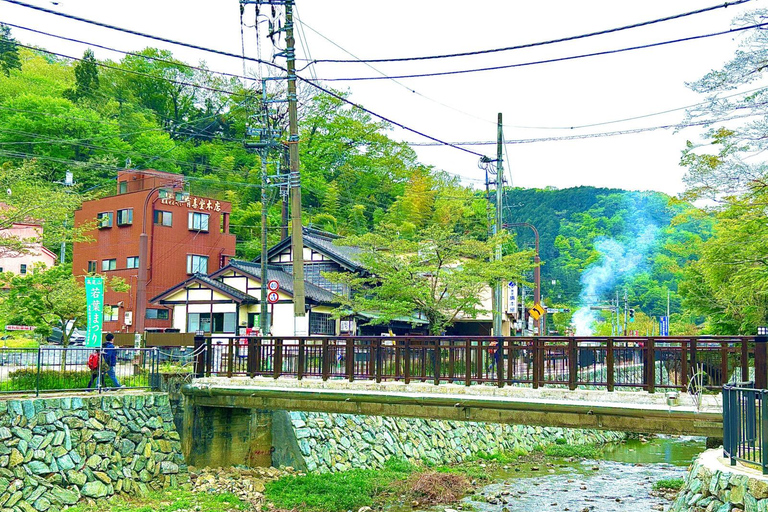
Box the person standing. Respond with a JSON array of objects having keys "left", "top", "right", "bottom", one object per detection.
[{"left": 102, "top": 333, "right": 121, "bottom": 388}]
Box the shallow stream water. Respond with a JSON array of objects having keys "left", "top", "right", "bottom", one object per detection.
[{"left": 424, "top": 436, "right": 703, "bottom": 512}]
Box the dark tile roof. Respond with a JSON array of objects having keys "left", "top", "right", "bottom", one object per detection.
[
  {"left": 228, "top": 260, "right": 338, "bottom": 305},
  {"left": 151, "top": 273, "right": 256, "bottom": 304},
  {"left": 254, "top": 227, "right": 366, "bottom": 272}
]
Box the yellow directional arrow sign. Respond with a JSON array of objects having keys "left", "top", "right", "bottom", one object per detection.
[{"left": 529, "top": 303, "right": 546, "bottom": 321}]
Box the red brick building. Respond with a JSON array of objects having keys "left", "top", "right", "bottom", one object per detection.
[{"left": 72, "top": 170, "right": 236, "bottom": 333}]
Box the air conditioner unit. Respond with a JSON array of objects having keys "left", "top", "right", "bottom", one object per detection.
[{"left": 124, "top": 311, "right": 133, "bottom": 326}]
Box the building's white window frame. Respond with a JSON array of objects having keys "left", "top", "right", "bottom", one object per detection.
[
  {"left": 186, "top": 254, "right": 209, "bottom": 274},
  {"left": 102, "top": 258, "right": 117, "bottom": 271},
  {"left": 188, "top": 212, "right": 209, "bottom": 232},
  {"left": 117, "top": 208, "right": 133, "bottom": 226}
]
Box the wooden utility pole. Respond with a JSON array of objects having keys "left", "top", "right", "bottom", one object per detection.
[
  {"left": 493, "top": 113, "right": 503, "bottom": 337},
  {"left": 285, "top": 0, "right": 305, "bottom": 322}
]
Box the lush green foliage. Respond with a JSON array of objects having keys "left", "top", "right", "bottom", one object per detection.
[
  {"left": 543, "top": 443, "right": 602, "bottom": 458},
  {"left": 265, "top": 457, "right": 414, "bottom": 512},
  {"left": 65, "top": 489, "right": 248, "bottom": 512},
  {"left": 327, "top": 225, "right": 534, "bottom": 334},
  {"left": 653, "top": 478, "right": 684, "bottom": 491}
]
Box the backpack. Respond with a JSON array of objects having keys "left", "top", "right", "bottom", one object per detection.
[{"left": 87, "top": 352, "right": 100, "bottom": 371}]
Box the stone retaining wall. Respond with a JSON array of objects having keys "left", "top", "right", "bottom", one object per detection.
[
  {"left": 0, "top": 393, "right": 187, "bottom": 512},
  {"left": 278, "top": 411, "right": 626, "bottom": 473},
  {"left": 670, "top": 449, "right": 768, "bottom": 512}
]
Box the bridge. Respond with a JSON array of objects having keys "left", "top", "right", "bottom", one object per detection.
[{"left": 179, "top": 334, "right": 760, "bottom": 446}]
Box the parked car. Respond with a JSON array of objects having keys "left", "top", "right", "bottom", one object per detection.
[{"left": 46, "top": 327, "right": 86, "bottom": 345}]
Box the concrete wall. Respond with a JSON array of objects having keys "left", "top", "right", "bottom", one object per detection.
[
  {"left": 670, "top": 449, "right": 768, "bottom": 512},
  {"left": 0, "top": 393, "right": 186, "bottom": 512}
]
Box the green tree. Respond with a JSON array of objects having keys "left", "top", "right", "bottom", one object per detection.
[
  {"left": 63, "top": 49, "right": 100, "bottom": 102},
  {"left": 326, "top": 225, "right": 534, "bottom": 335},
  {"left": 0, "top": 24, "right": 21, "bottom": 77}
]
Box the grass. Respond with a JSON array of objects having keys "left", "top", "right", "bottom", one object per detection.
[
  {"left": 65, "top": 489, "right": 248, "bottom": 512},
  {"left": 653, "top": 478, "right": 685, "bottom": 491},
  {"left": 543, "top": 443, "right": 602, "bottom": 458},
  {"left": 3, "top": 368, "right": 149, "bottom": 392},
  {"left": 1, "top": 336, "right": 39, "bottom": 348}
]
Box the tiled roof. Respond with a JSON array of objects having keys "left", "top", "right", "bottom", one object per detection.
[
  {"left": 151, "top": 272, "right": 256, "bottom": 304},
  {"left": 228, "top": 260, "right": 338, "bottom": 305}
]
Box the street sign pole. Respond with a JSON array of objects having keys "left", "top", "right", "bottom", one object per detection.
[{"left": 84, "top": 276, "right": 104, "bottom": 348}]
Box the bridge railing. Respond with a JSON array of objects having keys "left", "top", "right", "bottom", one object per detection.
[
  {"left": 723, "top": 382, "right": 768, "bottom": 474},
  {"left": 193, "top": 335, "right": 754, "bottom": 392}
]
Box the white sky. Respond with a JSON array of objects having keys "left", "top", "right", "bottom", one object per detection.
[{"left": 1, "top": 0, "right": 764, "bottom": 195}]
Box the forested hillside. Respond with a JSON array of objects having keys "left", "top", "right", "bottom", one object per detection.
[{"left": 0, "top": 25, "right": 758, "bottom": 335}]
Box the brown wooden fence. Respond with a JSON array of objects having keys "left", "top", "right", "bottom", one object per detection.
[{"left": 192, "top": 335, "right": 758, "bottom": 392}]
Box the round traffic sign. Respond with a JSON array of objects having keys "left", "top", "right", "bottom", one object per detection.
[
  {"left": 267, "top": 291, "right": 279, "bottom": 304},
  {"left": 267, "top": 279, "right": 280, "bottom": 292}
]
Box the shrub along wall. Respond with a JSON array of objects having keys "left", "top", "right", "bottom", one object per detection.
[
  {"left": 0, "top": 393, "right": 187, "bottom": 512},
  {"left": 275, "top": 411, "right": 626, "bottom": 473}
]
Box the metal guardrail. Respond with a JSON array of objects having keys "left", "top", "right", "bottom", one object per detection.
[
  {"left": 193, "top": 335, "right": 755, "bottom": 392},
  {"left": 723, "top": 382, "right": 768, "bottom": 474},
  {"left": 0, "top": 347, "right": 160, "bottom": 395}
]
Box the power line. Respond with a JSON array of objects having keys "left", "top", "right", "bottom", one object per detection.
[
  {"left": 317, "top": 23, "right": 768, "bottom": 82},
  {"left": 2, "top": 15, "right": 487, "bottom": 159},
  {"left": 305, "top": 0, "right": 750, "bottom": 64},
  {"left": 405, "top": 111, "right": 764, "bottom": 146}
]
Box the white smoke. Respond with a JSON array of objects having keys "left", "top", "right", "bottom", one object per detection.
[{"left": 573, "top": 221, "right": 659, "bottom": 335}]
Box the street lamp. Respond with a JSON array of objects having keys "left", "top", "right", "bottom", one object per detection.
[{"left": 135, "top": 181, "right": 182, "bottom": 334}]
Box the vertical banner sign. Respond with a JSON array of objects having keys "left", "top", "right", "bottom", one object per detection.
[
  {"left": 508, "top": 282, "right": 518, "bottom": 314},
  {"left": 659, "top": 316, "right": 669, "bottom": 336},
  {"left": 85, "top": 276, "right": 104, "bottom": 348}
]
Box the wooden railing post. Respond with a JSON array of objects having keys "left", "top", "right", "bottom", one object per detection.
[
  {"left": 274, "top": 338, "right": 282, "bottom": 379},
  {"left": 681, "top": 340, "right": 689, "bottom": 392},
  {"left": 606, "top": 338, "right": 615, "bottom": 392},
  {"left": 646, "top": 338, "right": 656, "bottom": 393},
  {"left": 465, "top": 338, "right": 471, "bottom": 387},
  {"left": 533, "top": 338, "right": 540, "bottom": 389},
  {"left": 375, "top": 337, "right": 383, "bottom": 383},
  {"left": 205, "top": 338, "right": 213, "bottom": 377},
  {"left": 255, "top": 337, "right": 263, "bottom": 377},
  {"left": 742, "top": 338, "right": 750, "bottom": 382},
  {"left": 247, "top": 336, "right": 256, "bottom": 378},
  {"left": 568, "top": 337, "right": 577, "bottom": 391},
  {"left": 404, "top": 337, "right": 411, "bottom": 385},
  {"left": 496, "top": 337, "right": 504, "bottom": 389},
  {"left": 434, "top": 338, "right": 441, "bottom": 386},
  {"left": 321, "top": 338, "right": 329, "bottom": 381},
  {"left": 226, "top": 338, "right": 235, "bottom": 377},
  {"left": 346, "top": 338, "right": 354, "bottom": 382},
  {"left": 297, "top": 337, "right": 305, "bottom": 380}
]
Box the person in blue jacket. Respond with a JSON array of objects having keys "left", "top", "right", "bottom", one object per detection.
[{"left": 102, "top": 333, "right": 121, "bottom": 388}]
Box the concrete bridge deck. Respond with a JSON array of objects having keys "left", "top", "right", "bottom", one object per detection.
[{"left": 182, "top": 377, "right": 723, "bottom": 437}]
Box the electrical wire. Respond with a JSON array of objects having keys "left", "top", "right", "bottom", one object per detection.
[
  {"left": 4, "top": 25, "right": 487, "bottom": 159},
  {"left": 296, "top": 18, "right": 495, "bottom": 126},
  {"left": 305, "top": 0, "right": 751, "bottom": 64},
  {"left": 11, "top": 20, "right": 768, "bottom": 136},
  {"left": 316, "top": 23, "right": 768, "bottom": 81},
  {"left": 404, "top": 111, "right": 765, "bottom": 146}
]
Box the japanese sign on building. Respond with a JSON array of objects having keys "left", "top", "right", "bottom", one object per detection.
[
  {"left": 85, "top": 276, "right": 104, "bottom": 348},
  {"left": 159, "top": 196, "right": 221, "bottom": 211}
]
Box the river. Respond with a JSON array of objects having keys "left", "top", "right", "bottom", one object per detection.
[{"left": 456, "top": 436, "right": 702, "bottom": 512}]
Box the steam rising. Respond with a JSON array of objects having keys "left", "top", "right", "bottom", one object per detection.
[{"left": 572, "top": 212, "right": 660, "bottom": 336}]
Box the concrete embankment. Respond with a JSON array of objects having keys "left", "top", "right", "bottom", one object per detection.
[{"left": 0, "top": 393, "right": 186, "bottom": 512}]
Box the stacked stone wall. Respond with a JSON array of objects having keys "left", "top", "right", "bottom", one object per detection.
[
  {"left": 0, "top": 393, "right": 186, "bottom": 512},
  {"left": 671, "top": 449, "right": 768, "bottom": 512},
  {"left": 282, "top": 411, "right": 625, "bottom": 473}
]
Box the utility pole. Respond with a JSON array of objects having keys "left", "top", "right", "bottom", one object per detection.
[
  {"left": 623, "top": 289, "right": 628, "bottom": 336},
  {"left": 285, "top": 0, "right": 305, "bottom": 323},
  {"left": 493, "top": 113, "right": 504, "bottom": 337},
  {"left": 241, "top": 0, "right": 304, "bottom": 331}
]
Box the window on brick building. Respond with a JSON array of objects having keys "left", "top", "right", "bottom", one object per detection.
[
  {"left": 126, "top": 256, "right": 139, "bottom": 269},
  {"left": 117, "top": 208, "right": 133, "bottom": 226},
  {"left": 102, "top": 259, "right": 116, "bottom": 271},
  {"left": 188, "top": 212, "right": 209, "bottom": 232},
  {"left": 87, "top": 261, "right": 97, "bottom": 273},
  {"left": 186, "top": 254, "right": 208, "bottom": 274},
  {"left": 153, "top": 210, "right": 173, "bottom": 227},
  {"left": 97, "top": 212, "right": 113, "bottom": 229}
]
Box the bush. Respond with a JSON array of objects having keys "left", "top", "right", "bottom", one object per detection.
[
  {"left": 544, "top": 444, "right": 601, "bottom": 458},
  {"left": 7, "top": 369, "right": 91, "bottom": 391},
  {"left": 653, "top": 478, "right": 684, "bottom": 491}
]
